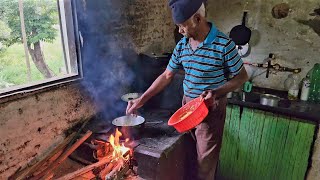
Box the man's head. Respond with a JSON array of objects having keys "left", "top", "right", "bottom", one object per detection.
[{"left": 169, "top": 0, "right": 207, "bottom": 38}]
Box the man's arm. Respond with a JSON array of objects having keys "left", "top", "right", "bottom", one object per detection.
[
  {"left": 207, "top": 38, "right": 249, "bottom": 99},
  {"left": 126, "top": 69, "right": 175, "bottom": 114},
  {"left": 201, "top": 67, "right": 248, "bottom": 100},
  {"left": 213, "top": 67, "right": 248, "bottom": 98}
]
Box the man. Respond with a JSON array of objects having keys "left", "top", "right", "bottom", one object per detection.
[{"left": 126, "top": 0, "right": 248, "bottom": 179}]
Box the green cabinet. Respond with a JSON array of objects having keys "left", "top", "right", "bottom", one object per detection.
[{"left": 218, "top": 105, "right": 316, "bottom": 180}]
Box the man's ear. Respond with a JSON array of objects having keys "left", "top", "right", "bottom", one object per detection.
[{"left": 194, "top": 14, "right": 201, "bottom": 23}]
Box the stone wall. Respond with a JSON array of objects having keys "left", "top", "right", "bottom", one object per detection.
[
  {"left": 0, "top": 84, "right": 96, "bottom": 179},
  {"left": 77, "top": 0, "right": 176, "bottom": 54},
  {"left": 207, "top": 0, "right": 320, "bottom": 91}
]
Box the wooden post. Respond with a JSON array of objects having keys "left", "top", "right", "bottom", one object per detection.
[{"left": 18, "top": 0, "right": 31, "bottom": 81}]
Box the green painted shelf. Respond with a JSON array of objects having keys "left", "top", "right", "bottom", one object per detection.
[{"left": 217, "top": 105, "right": 316, "bottom": 180}]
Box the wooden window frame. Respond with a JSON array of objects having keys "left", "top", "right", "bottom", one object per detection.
[{"left": 0, "top": 0, "right": 83, "bottom": 99}]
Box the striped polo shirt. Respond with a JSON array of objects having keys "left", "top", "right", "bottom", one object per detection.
[{"left": 167, "top": 22, "right": 244, "bottom": 98}]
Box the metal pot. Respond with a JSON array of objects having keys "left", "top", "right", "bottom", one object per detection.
[
  {"left": 260, "top": 94, "right": 280, "bottom": 107},
  {"left": 112, "top": 115, "right": 145, "bottom": 139},
  {"left": 112, "top": 115, "right": 163, "bottom": 139}
]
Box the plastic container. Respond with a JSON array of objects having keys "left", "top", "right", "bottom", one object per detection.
[
  {"left": 168, "top": 97, "right": 208, "bottom": 133},
  {"left": 284, "top": 74, "right": 293, "bottom": 90},
  {"left": 300, "top": 75, "right": 310, "bottom": 101},
  {"left": 288, "top": 72, "right": 300, "bottom": 100},
  {"left": 309, "top": 63, "right": 320, "bottom": 103}
]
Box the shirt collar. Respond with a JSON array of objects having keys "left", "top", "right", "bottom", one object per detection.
[
  {"left": 203, "top": 22, "right": 218, "bottom": 45},
  {"left": 182, "top": 36, "right": 188, "bottom": 45}
]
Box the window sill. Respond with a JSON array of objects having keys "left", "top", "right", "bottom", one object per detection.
[{"left": 0, "top": 74, "right": 83, "bottom": 104}]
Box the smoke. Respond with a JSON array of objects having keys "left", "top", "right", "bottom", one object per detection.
[
  {"left": 81, "top": 40, "right": 136, "bottom": 119},
  {"left": 76, "top": 0, "right": 138, "bottom": 120}
]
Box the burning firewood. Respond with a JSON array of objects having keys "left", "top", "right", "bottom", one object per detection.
[
  {"left": 55, "top": 128, "right": 133, "bottom": 180},
  {"left": 92, "top": 140, "right": 111, "bottom": 160},
  {"left": 104, "top": 160, "right": 124, "bottom": 180},
  {"left": 105, "top": 160, "right": 131, "bottom": 180},
  {"left": 103, "top": 148, "right": 131, "bottom": 180},
  {"left": 56, "top": 156, "right": 113, "bottom": 180},
  {"left": 99, "top": 160, "right": 117, "bottom": 179},
  {"left": 100, "top": 128, "right": 132, "bottom": 179}
]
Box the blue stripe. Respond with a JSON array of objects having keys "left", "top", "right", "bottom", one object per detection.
[
  {"left": 228, "top": 59, "right": 243, "bottom": 75},
  {"left": 183, "top": 66, "right": 225, "bottom": 76},
  {"left": 184, "top": 76, "right": 227, "bottom": 86},
  {"left": 225, "top": 51, "right": 238, "bottom": 62},
  {"left": 226, "top": 56, "right": 241, "bottom": 68},
  {"left": 193, "top": 50, "right": 223, "bottom": 61},
  {"left": 225, "top": 45, "right": 235, "bottom": 55},
  {"left": 181, "top": 58, "right": 222, "bottom": 67},
  {"left": 210, "top": 44, "right": 225, "bottom": 52},
  {"left": 183, "top": 83, "right": 226, "bottom": 93},
  {"left": 185, "top": 71, "right": 225, "bottom": 79}
]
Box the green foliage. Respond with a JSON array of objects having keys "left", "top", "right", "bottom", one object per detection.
[
  {"left": 0, "top": 37, "right": 64, "bottom": 87},
  {"left": 0, "top": 20, "right": 11, "bottom": 40},
  {"left": 0, "top": 0, "right": 58, "bottom": 47}
]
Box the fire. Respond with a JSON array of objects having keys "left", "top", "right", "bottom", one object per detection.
[{"left": 108, "top": 128, "right": 131, "bottom": 160}]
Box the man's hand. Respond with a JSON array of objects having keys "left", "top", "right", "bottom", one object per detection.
[
  {"left": 125, "top": 69, "right": 175, "bottom": 115},
  {"left": 200, "top": 90, "right": 217, "bottom": 108},
  {"left": 126, "top": 97, "right": 144, "bottom": 115}
]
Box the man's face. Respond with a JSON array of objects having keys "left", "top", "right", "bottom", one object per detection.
[{"left": 177, "top": 17, "right": 198, "bottom": 38}]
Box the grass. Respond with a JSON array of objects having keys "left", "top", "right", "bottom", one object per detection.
[{"left": 0, "top": 36, "right": 65, "bottom": 88}]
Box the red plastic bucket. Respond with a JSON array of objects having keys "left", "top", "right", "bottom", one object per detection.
[{"left": 168, "top": 97, "right": 209, "bottom": 133}]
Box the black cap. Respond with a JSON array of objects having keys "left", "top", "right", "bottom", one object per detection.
[{"left": 169, "top": 0, "right": 205, "bottom": 24}]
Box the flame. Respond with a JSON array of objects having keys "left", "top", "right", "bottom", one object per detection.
[{"left": 108, "top": 128, "right": 130, "bottom": 160}]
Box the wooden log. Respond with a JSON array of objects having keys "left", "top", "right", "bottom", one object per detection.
[
  {"left": 67, "top": 118, "right": 91, "bottom": 149},
  {"left": 77, "top": 172, "right": 96, "bottom": 179},
  {"left": 9, "top": 132, "right": 77, "bottom": 180},
  {"left": 31, "top": 130, "right": 92, "bottom": 180},
  {"left": 114, "top": 160, "right": 130, "bottom": 180},
  {"left": 43, "top": 173, "right": 54, "bottom": 180},
  {"left": 103, "top": 149, "right": 130, "bottom": 180},
  {"left": 105, "top": 160, "right": 124, "bottom": 180},
  {"left": 56, "top": 156, "right": 113, "bottom": 180},
  {"left": 99, "top": 160, "right": 117, "bottom": 179}
]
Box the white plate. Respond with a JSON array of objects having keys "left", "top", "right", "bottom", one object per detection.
[
  {"left": 121, "top": 93, "right": 141, "bottom": 102},
  {"left": 236, "top": 43, "right": 250, "bottom": 57}
]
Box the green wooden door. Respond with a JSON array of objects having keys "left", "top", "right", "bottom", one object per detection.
[{"left": 218, "top": 105, "right": 316, "bottom": 180}]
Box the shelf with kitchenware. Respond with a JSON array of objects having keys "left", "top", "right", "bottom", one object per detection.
[{"left": 227, "top": 86, "right": 320, "bottom": 124}]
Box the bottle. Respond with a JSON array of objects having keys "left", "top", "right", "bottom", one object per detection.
[
  {"left": 300, "top": 75, "right": 310, "bottom": 101},
  {"left": 284, "top": 74, "right": 293, "bottom": 90},
  {"left": 308, "top": 63, "right": 320, "bottom": 103},
  {"left": 288, "top": 72, "right": 300, "bottom": 100}
]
